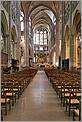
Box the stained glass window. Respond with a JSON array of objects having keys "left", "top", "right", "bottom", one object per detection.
[{"left": 33, "top": 28, "right": 48, "bottom": 52}]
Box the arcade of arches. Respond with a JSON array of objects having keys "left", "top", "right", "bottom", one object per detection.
[
  {"left": 1, "top": 1, "right": 81, "bottom": 70},
  {"left": 1, "top": 1, "right": 81, "bottom": 121}
]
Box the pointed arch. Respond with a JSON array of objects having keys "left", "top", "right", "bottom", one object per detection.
[{"left": 73, "top": 10, "right": 81, "bottom": 68}]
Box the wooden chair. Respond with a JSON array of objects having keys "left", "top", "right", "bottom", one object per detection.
[
  {"left": 65, "top": 90, "right": 80, "bottom": 116},
  {"left": 73, "top": 100, "right": 81, "bottom": 121},
  {"left": 1, "top": 86, "right": 11, "bottom": 115},
  {"left": 2, "top": 82, "right": 17, "bottom": 106}
]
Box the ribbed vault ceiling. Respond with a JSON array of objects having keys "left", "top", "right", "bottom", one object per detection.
[{"left": 21, "top": 1, "right": 60, "bottom": 31}]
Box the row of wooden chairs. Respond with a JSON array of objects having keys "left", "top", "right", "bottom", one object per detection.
[
  {"left": 1, "top": 68, "right": 38, "bottom": 120},
  {"left": 44, "top": 68, "right": 81, "bottom": 121}
]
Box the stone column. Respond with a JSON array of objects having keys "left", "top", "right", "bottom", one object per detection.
[
  {"left": 14, "top": 42, "right": 17, "bottom": 59},
  {"left": 16, "top": 1, "right": 21, "bottom": 70},
  {"left": 24, "top": 14, "right": 29, "bottom": 66},
  {"left": 7, "top": 35, "right": 10, "bottom": 54},
  {"left": 43, "top": 30, "right": 44, "bottom": 45},
  {"left": 8, "top": 2, "right": 12, "bottom": 67},
  {"left": 39, "top": 30, "right": 40, "bottom": 50},
  {"left": 61, "top": 1, "right": 65, "bottom": 68},
  {"left": 55, "top": 13, "right": 61, "bottom": 68},
  {"left": 4, "top": 34, "right": 9, "bottom": 54},
  {"left": 69, "top": 2, "right": 74, "bottom": 69},
  {"left": 47, "top": 31, "right": 48, "bottom": 49},
  {"left": 35, "top": 54, "right": 36, "bottom": 63},
  {"left": 31, "top": 26, "right": 34, "bottom": 64},
  {"left": 35, "top": 30, "right": 36, "bottom": 44}
]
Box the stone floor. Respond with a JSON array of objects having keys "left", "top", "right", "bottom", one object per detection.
[{"left": 4, "top": 70, "right": 73, "bottom": 121}]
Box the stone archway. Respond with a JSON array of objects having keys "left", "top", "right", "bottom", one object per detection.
[
  {"left": 65, "top": 25, "right": 70, "bottom": 59},
  {"left": 73, "top": 10, "right": 81, "bottom": 68}
]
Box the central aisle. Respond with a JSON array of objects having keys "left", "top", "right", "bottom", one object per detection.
[{"left": 4, "top": 70, "right": 72, "bottom": 121}]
